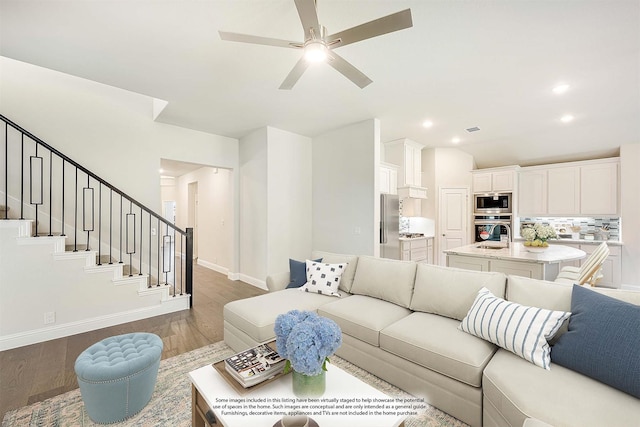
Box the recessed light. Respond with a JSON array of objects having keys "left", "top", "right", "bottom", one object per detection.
[
  {"left": 422, "top": 120, "right": 434, "bottom": 128},
  {"left": 560, "top": 114, "right": 574, "bottom": 123},
  {"left": 553, "top": 84, "right": 570, "bottom": 94},
  {"left": 451, "top": 137, "right": 461, "bottom": 144}
]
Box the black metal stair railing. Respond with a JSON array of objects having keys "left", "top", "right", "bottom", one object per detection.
[{"left": 0, "top": 114, "right": 193, "bottom": 307}]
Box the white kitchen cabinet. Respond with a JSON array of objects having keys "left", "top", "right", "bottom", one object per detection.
[
  {"left": 580, "top": 162, "right": 618, "bottom": 215},
  {"left": 472, "top": 169, "right": 516, "bottom": 193},
  {"left": 490, "top": 259, "right": 544, "bottom": 279},
  {"left": 426, "top": 237, "right": 434, "bottom": 264},
  {"left": 400, "top": 238, "right": 428, "bottom": 262},
  {"left": 472, "top": 172, "right": 492, "bottom": 193},
  {"left": 384, "top": 139, "right": 425, "bottom": 188},
  {"left": 547, "top": 167, "right": 580, "bottom": 215},
  {"left": 379, "top": 163, "right": 398, "bottom": 195},
  {"left": 447, "top": 255, "right": 490, "bottom": 272},
  {"left": 518, "top": 158, "right": 619, "bottom": 216},
  {"left": 402, "top": 142, "right": 422, "bottom": 186},
  {"left": 447, "top": 253, "right": 554, "bottom": 280},
  {"left": 518, "top": 169, "right": 547, "bottom": 215}
]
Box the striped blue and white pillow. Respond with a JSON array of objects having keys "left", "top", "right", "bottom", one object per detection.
[{"left": 459, "top": 287, "right": 571, "bottom": 369}]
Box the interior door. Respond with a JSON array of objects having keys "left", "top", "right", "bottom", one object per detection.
[{"left": 438, "top": 187, "right": 470, "bottom": 265}]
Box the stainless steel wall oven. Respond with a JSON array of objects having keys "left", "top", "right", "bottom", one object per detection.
[{"left": 474, "top": 215, "right": 513, "bottom": 243}]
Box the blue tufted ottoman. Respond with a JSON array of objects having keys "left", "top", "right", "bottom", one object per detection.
[{"left": 74, "top": 332, "right": 163, "bottom": 424}]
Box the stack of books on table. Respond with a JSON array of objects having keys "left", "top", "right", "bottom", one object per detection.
[{"left": 224, "top": 343, "right": 286, "bottom": 388}]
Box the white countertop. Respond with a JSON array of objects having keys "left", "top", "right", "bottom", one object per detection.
[
  {"left": 443, "top": 243, "right": 586, "bottom": 264},
  {"left": 398, "top": 235, "right": 434, "bottom": 241},
  {"left": 520, "top": 238, "right": 624, "bottom": 246}
]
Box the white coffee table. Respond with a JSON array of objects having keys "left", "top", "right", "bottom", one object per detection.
[{"left": 189, "top": 362, "right": 406, "bottom": 427}]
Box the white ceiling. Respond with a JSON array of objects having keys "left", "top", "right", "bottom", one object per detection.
[{"left": 1, "top": 0, "right": 639, "bottom": 169}]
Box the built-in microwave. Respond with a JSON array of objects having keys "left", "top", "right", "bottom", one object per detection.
[{"left": 474, "top": 193, "right": 512, "bottom": 214}]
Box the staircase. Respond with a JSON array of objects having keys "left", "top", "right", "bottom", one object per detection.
[{"left": 0, "top": 115, "right": 193, "bottom": 351}]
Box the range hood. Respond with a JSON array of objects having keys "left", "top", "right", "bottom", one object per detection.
[{"left": 398, "top": 185, "right": 428, "bottom": 199}]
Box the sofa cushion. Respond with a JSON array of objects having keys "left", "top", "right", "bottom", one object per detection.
[
  {"left": 311, "top": 251, "right": 359, "bottom": 293},
  {"left": 410, "top": 263, "right": 507, "bottom": 320},
  {"left": 318, "top": 295, "right": 411, "bottom": 347},
  {"left": 551, "top": 285, "right": 640, "bottom": 398},
  {"left": 507, "top": 275, "right": 573, "bottom": 312},
  {"left": 349, "top": 256, "right": 417, "bottom": 308},
  {"left": 484, "top": 349, "right": 640, "bottom": 427},
  {"left": 380, "top": 312, "right": 497, "bottom": 387},
  {"left": 507, "top": 276, "right": 640, "bottom": 343},
  {"left": 460, "top": 287, "right": 570, "bottom": 370},
  {"left": 286, "top": 258, "right": 322, "bottom": 289},
  {"left": 224, "top": 289, "right": 350, "bottom": 343},
  {"left": 298, "top": 260, "right": 345, "bottom": 297}
]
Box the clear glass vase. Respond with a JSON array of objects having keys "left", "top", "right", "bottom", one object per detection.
[{"left": 292, "top": 370, "right": 326, "bottom": 398}]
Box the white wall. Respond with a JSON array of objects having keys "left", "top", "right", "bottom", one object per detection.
[
  {"left": 312, "top": 119, "right": 380, "bottom": 256},
  {"left": 239, "top": 127, "right": 313, "bottom": 285},
  {"left": 239, "top": 128, "right": 269, "bottom": 284},
  {"left": 421, "top": 148, "right": 474, "bottom": 264},
  {"left": 0, "top": 221, "right": 187, "bottom": 350},
  {"left": 266, "top": 127, "right": 313, "bottom": 274},
  {"left": 0, "top": 57, "right": 245, "bottom": 336},
  {"left": 173, "top": 167, "right": 233, "bottom": 273},
  {"left": 620, "top": 143, "right": 640, "bottom": 287},
  {"left": 0, "top": 57, "right": 239, "bottom": 212},
  {"left": 421, "top": 147, "right": 474, "bottom": 218}
]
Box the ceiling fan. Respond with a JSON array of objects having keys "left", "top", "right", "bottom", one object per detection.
[{"left": 219, "top": 0, "right": 413, "bottom": 89}]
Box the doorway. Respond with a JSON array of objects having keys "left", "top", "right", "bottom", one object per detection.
[
  {"left": 438, "top": 187, "right": 470, "bottom": 265},
  {"left": 188, "top": 182, "right": 199, "bottom": 260}
]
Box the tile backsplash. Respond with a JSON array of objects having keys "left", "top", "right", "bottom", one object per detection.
[
  {"left": 400, "top": 216, "right": 435, "bottom": 236},
  {"left": 519, "top": 217, "right": 621, "bottom": 241}
]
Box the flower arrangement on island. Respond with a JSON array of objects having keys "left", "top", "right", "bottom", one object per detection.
[
  {"left": 274, "top": 310, "right": 342, "bottom": 376},
  {"left": 521, "top": 223, "right": 557, "bottom": 248}
]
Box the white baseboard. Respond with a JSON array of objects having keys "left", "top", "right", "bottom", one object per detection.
[
  {"left": 621, "top": 283, "right": 640, "bottom": 291},
  {"left": 197, "top": 258, "right": 229, "bottom": 275},
  {"left": 0, "top": 296, "right": 190, "bottom": 351},
  {"left": 197, "top": 260, "right": 266, "bottom": 290},
  {"left": 236, "top": 273, "right": 267, "bottom": 291}
]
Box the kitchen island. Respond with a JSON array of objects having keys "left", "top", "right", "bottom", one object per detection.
[{"left": 443, "top": 243, "right": 586, "bottom": 281}]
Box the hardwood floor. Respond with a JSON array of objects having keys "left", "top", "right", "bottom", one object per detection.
[{"left": 0, "top": 263, "right": 267, "bottom": 420}]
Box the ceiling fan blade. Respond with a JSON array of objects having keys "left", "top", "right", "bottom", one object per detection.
[
  {"left": 294, "top": 0, "right": 320, "bottom": 40},
  {"left": 219, "top": 31, "right": 301, "bottom": 49},
  {"left": 327, "top": 8, "right": 413, "bottom": 49},
  {"left": 327, "top": 51, "right": 372, "bottom": 89},
  {"left": 279, "top": 57, "right": 310, "bottom": 90}
]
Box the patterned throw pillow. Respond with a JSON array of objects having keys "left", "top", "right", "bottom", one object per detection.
[
  {"left": 298, "top": 260, "right": 347, "bottom": 297},
  {"left": 286, "top": 258, "right": 322, "bottom": 288},
  {"left": 459, "top": 287, "right": 571, "bottom": 369}
]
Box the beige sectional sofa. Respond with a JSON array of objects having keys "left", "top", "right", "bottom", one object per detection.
[{"left": 223, "top": 251, "right": 640, "bottom": 427}]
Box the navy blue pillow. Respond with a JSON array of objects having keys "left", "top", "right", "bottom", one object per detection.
[
  {"left": 286, "top": 258, "right": 322, "bottom": 289},
  {"left": 551, "top": 285, "right": 640, "bottom": 398}
]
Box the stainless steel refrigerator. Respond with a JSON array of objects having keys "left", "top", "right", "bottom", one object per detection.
[{"left": 380, "top": 194, "right": 400, "bottom": 259}]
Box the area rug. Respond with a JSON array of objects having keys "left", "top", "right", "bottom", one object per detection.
[{"left": 1, "top": 341, "right": 468, "bottom": 427}]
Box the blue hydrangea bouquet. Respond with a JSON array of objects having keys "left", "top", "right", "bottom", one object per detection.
[{"left": 274, "top": 310, "right": 342, "bottom": 377}]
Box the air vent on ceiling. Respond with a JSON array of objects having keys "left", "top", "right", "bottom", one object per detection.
[{"left": 466, "top": 126, "right": 481, "bottom": 132}]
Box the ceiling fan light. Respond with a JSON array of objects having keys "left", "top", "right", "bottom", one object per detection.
[{"left": 304, "top": 41, "right": 327, "bottom": 62}]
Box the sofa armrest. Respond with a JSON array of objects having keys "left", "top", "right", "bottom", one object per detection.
[{"left": 266, "top": 271, "right": 290, "bottom": 292}]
